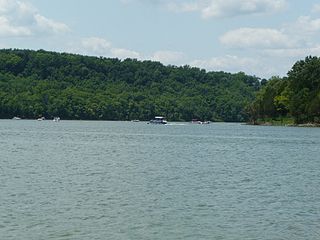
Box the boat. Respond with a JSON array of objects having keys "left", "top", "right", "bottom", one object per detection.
[
  {"left": 12, "top": 117, "right": 21, "bottom": 120},
  {"left": 37, "top": 117, "right": 45, "bottom": 121},
  {"left": 191, "top": 119, "right": 202, "bottom": 124},
  {"left": 149, "top": 116, "right": 167, "bottom": 124},
  {"left": 131, "top": 119, "right": 140, "bottom": 122},
  {"left": 53, "top": 117, "right": 60, "bottom": 122},
  {"left": 191, "top": 119, "right": 210, "bottom": 124}
]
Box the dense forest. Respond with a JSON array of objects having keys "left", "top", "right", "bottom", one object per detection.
[
  {"left": 247, "top": 56, "right": 320, "bottom": 125},
  {"left": 0, "top": 49, "right": 261, "bottom": 122}
]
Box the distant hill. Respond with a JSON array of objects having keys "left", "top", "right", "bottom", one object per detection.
[{"left": 0, "top": 49, "right": 261, "bottom": 121}]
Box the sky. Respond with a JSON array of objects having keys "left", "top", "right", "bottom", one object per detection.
[{"left": 1, "top": 0, "right": 320, "bottom": 78}]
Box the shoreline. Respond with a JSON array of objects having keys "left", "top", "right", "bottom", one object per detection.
[
  {"left": 5, "top": 118, "right": 320, "bottom": 127},
  {"left": 247, "top": 122, "right": 320, "bottom": 127}
]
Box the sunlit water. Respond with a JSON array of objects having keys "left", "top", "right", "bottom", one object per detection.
[{"left": 1, "top": 120, "right": 320, "bottom": 240}]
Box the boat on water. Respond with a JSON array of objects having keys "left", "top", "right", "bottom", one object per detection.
[
  {"left": 191, "top": 119, "right": 202, "bottom": 124},
  {"left": 53, "top": 117, "right": 60, "bottom": 122},
  {"left": 191, "top": 119, "right": 210, "bottom": 124},
  {"left": 37, "top": 117, "right": 45, "bottom": 121},
  {"left": 149, "top": 116, "right": 167, "bottom": 124},
  {"left": 12, "top": 117, "right": 21, "bottom": 120}
]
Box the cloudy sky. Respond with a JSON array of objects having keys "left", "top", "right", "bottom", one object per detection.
[{"left": 1, "top": 0, "right": 320, "bottom": 78}]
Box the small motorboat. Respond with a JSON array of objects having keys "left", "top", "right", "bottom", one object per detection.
[
  {"left": 149, "top": 116, "right": 167, "bottom": 124},
  {"left": 191, "top": 119, "right": 210, "bottom": 124}
]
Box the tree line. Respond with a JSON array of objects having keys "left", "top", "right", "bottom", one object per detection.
[
  {"left": 0, "top": 49, "right": 261, "bottom": 122},
  {"left": 247, "top": 56, "right": 320, "bottom": 124}
]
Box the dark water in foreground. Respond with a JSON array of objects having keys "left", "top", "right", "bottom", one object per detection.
[{"left": 0, "top": 120, "right": 320, "bottom": 240}]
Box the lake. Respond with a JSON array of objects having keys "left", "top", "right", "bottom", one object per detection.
[{"left": 0, "top": 120, "right": 320, "bottom": 239}]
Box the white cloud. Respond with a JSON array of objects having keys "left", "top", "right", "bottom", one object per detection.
[
  {"left": 190, "top": 55, "right": 287, "bottom": 78},
  {"left": 215, "top": 12, "right": 320, "bottom": 77},
  {"left": 220, "top": 27, "right": 294, "bottom": 49},
  {"left": 293, "top": 16, "right": 320, "bottom": 34},
  {"left": 79, "top": 37, "right": 186, "bottom": 63},
  {"left": 81, "top": 37, "right": 112, "bottom": 55},
  {"left": 0, "top": 0, "right": 17, "bottom": 13},
  {"left": 279, "top": 16, "right": 320, "bottom": 49},
  {"left": 0, "top": 16, "right": 31, "bottom": 36},
  {"left": 0, "top": 0, "right": 69, "bottom": 37},
  {"left": 77, "top": 35, "right": 286, "bottom": 78},
  {"left": 167, "top": 0, "right": 287, "bottom": 18},
  {"left": 34, "top": 14, "right": 69, "bottom": 34},
  {"left": 263, "top": 45, "right": 320, "bottom": 58},
  {"left": 151, "top": 50, "right": 185, "bottom": 64},
  {"left": 80, "top": 37, "right": 141, "bottom": 59},
  {"left": 218, "top": 14, "right": 320, "bottom": 53},
  {"left": 111, "top": 48, "right": 141, "bottom": 59},
  {"left": 190, "top": 55, "right": 256, "bottom": 71},
  {"left": 121, "top": 0, "right": 287, "bottom": 18},
  {"left": 312, "top": 3, "right": 320, "bottom": 14}
]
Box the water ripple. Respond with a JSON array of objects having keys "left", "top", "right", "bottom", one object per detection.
[{"left": 0, "top": 120, "right": 320, "bottom": 239}]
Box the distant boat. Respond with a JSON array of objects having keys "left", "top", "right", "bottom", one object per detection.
[
  {"left": 191, "top": 119, "right": 202, "bottom": 124},
  {"left": 53, "top": 117, "right": 60, "bottom": 122},
  {"left": 131, "top": 119, "right": 140, "bottom": 122},
  {"left": 149, "top": 116, "right": 167, "bottom": 124},
  {"left": 12, "top": 117, "right": 21, "bottom": 120},
  {"left": 191, "top": 119, "right": 210, "bottom": 124},
  {"left": 37, "top": 117, "right": 45, "bottom": 121}
]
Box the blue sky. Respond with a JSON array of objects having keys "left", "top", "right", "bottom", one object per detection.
[{"left": 1, "top": 0, "right": 320, "bottom": 78}]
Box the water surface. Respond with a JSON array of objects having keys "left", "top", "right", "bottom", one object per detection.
[{"left": 1, "top": 120, "right": 320, "bottom": 239}]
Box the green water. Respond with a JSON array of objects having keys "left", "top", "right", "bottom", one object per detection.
[{"left": 1, "top": 120, "right": 320, "bottom": 239}]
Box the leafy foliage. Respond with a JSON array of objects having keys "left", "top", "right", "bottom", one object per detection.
[
  {"left": 0, "top": 49, "right": 261, "bottom": 121},
  {"left": 248, "top": 56, "right": 320, "bottom": 124}
]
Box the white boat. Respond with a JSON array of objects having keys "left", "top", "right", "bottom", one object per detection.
[
  {"left": 191, "top": 119, "right": 210, "bottom": 124},
  {"left": 37, "top": 117, "right": 45, "bottom": 121},
  {"left": 191, "top": 119, "right": 202, "bottom": 124},
  {"left": 149, "top": 116, "right": 167, "bottom": 124},
  {"left": 12, "top": 117, "right": 21, "bottom": 120},
  {"left": 53, "top": 117, "right": 60, "bottom": 122}
]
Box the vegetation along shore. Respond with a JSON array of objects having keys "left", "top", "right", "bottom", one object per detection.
[
  {"left": 0, "top": 49, "right": 319, "bottom": 125},
  {"left": 247, "top": 56, "right": 320, "bottom": 126}
]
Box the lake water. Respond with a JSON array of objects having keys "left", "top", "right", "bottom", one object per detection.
[{"left": 0, "top": 120, "right": 320, "bottom": 240}]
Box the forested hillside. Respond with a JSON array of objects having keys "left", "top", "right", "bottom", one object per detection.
[
  {"left": 0, "top": 49, "right": 261, "bottom": 121},
  {"left": 247, "top": 56, "right": 320, "bottom": 124}
]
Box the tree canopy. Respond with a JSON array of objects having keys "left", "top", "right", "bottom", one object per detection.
[
  {"left": 0, "top": 49, "right": 262, "bottom": 121},
  {"left": 248, "top": 56, "right": 320, "bottom": 124}
]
